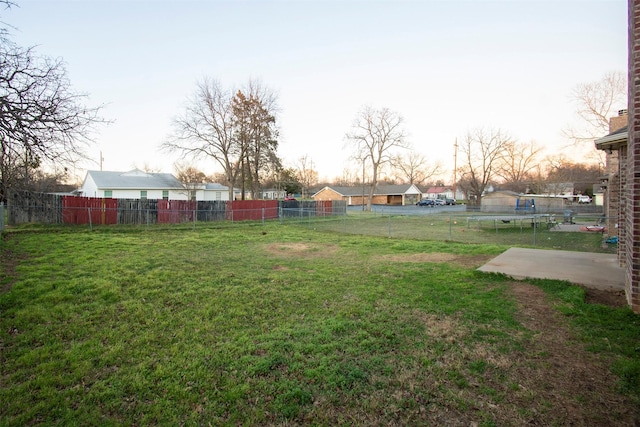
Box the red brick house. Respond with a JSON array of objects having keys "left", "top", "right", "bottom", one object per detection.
[
  {"left": 312, "top": 184, "right": 423, "bottom": 206},
  {"left": 593, "top": 0, "right": 640, "bottom": 312}
]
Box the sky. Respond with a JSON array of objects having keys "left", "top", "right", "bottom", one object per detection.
[{"left": 4, "top": 0, "right": 628, "bottom": 184}]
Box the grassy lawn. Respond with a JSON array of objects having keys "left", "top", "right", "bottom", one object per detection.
[
  {"left": 286, "top": 213, "right": 616, "bottom": 253},
  {"left": 1, "top": 223, "right": 638, "bottom": 426}
]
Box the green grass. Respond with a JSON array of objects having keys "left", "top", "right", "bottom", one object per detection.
[
  {"left": 531, "top": 278, "right": 640, "bottom": 395},
  {"left": 0, "top": 222, "right": 637, "bottom": 425},
  {"left": 284, "top": 213, "right": 616, "bottom": 253}
]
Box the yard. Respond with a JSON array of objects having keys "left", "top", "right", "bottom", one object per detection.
[{"left": 1, "top": 223, "right": 639, "bottom": 426}]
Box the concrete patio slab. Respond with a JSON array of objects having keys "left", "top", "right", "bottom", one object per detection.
[{"left": 478, "top": 247, "right": 624, "bottom": 291}]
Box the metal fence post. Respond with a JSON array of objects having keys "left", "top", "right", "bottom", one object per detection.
[
  {"left": 343, "top": 212, "right": 347, "bottom": 233},
  {"left": 533, "top": 219, "right": 537, "bottom": 246},
  {"left": 88, "top": 207, "right": 93, "bottom": 231}
]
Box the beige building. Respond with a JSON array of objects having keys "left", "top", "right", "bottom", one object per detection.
[{"left": 313, "top": 184, "right": 423, "bottom": 206}]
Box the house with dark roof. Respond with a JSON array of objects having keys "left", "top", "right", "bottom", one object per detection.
[{"left": 312, "top": 184, "right": 422, "bottom": 205}]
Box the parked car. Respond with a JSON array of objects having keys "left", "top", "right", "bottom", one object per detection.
[
  {"left": 445, "top": 198, "right": 457, "bottom": 205},
  {"left": 578, "top": 195, "right": 592, "bottom": 204},
  {"left": 284, "top": 196, "right": 297, "bottom": 201},
  {"left": 434, "top": 199, "right": 446, "bottom": 206},
  {"left": 416, "top": 198, "right": 435, "bottom": 207}
]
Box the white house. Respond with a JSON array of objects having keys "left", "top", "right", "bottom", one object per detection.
[
  {"left": 80, "top": 170, "right": 242, "bottom": 201},
  {"left": 423, "top": 186, "right": 464, "bottom": 201},
  {"left": 80, "top": 170, "right": 188, "bottom": 200},
  {"left": 194, "top": 183, "right": 241, "bottom": 201},
  {"left": 260, "top": 188, "right": 288, "bottom": 200}
]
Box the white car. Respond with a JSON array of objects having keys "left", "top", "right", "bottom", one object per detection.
[{"left": 578, "top": 195, "right": 592, "bottom": 204}]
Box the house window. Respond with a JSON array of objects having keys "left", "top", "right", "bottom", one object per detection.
[
  {"left": 189, "top": 190, "right": 196, "bottom": 201},
  {"left": 216, "top": 191, "right": 221, "bottom": 200},
  {"left": 162, "top": 190, "right": 169, "bottom": 200},
  {"left": 140, "top": 190, "right": 147, "bottom": 200},
  {"left": 104, "top": 190, "right": 112, "bottom": 198}
]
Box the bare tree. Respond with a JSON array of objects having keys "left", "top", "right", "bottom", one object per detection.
[
  {"left": 164, "top": 78, "right": 280, "bottom": 201},
  {"left": 334, "top": 167, "right": 361, "bottom": 186},
  {"left": 391, "top": 151, "right": 441, "bottom": 186},
  {"left": 232, "top": 80, "right": 279, "bottom": 200},
  {"left": 295, "top": 154, "right": 318, "bottom": 198},
  {"left": 173, "top": 161, "right": 207, "bottom": 200},
  {"left": 457, "top": 128, "right": 512, "bottom": 206},
  {"left": 0, "top": 39, "right": 104, "bottom": 201},
  {"left": 163, "top": 78, "right": 239, "bottom": 201},
  {"left": 209, "top": 171, "right": 228, "bottom": 184},
  {"left": 495, "top": 140, "right": 544, "bottom": 192},
  {"left": 0, "top": 1, "right": 16, "bottom": 41},
  {"left": 543, "top": 154, "right": 601, "bottom": 196},
  {"left": 345, "top": 106, "right": 408, "bottom": 210},
  {"left": 564, "top": 71, "right": 627, "bottom": 144}
]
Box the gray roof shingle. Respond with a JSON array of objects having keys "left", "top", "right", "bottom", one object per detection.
[
  {"left": 87, "top": 170, "right": 184, "bottom": 189},
  {"left": 321, "top": 184, "right": 419, "bottom": 196}
]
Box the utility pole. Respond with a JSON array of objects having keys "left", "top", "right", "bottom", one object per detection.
[
  {"left": 362, "top": 158, "right": 365, "bottom": 211},
  {"left": 452, "top": 138, "right": 458, "bottom": 198}
]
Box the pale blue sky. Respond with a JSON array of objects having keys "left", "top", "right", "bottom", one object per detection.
[{"left": 5, "top": 0, "right": 627, "bottom": 182}]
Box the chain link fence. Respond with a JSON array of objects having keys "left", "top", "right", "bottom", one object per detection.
[
  {"left": 3, "top": 191, "right": 614, "bottom": 254},
  {"left": 3, "top": 192, "right": 347, "bottom": 230},
  {"left": 282, "top": 206, "right": 615, "bottom": 253}
]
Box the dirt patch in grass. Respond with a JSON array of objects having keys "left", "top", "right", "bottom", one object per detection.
[
  {"left": 264, "top": 242, "right": 339, "bottom": 258},
  {"left": 584, "top": 287, "right": 629, "bottom": 308},
  {"left": 506, "top": 282, "right": 639, "bottom": 425},
  {"left": 376, "top": 252, "right": 493, "bottom": 268}
]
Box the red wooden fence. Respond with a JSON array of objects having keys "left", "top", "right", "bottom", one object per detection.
[
  {"left": 227, "top": 200, "right": 278, "bottom": 221},
  {"left": 62, "top": 196, "right": 118, "bottom": 225},
  {"left": 157, "top": 200, "right": 196, "bottom": 223},
  {"left": 57, "top": 197, "right": 333, "bottom": 225},
  {"left": 316, "top": 200, "right": 332, "bottom": 216}
]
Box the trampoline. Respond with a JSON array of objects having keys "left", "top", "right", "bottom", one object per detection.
[{"left": 466, "top": 214, "right": 555, "bottom": 232}]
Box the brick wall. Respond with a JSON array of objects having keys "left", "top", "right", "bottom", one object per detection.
[
  {"left": 618, "top": 145, "right": 627, "bottom": 268},
  {"left": 626, "top": 0, "right": 640, "bottom": 312},
  {"left": 610, "top": 113, "right": 628, "bottom": 132},
  {"left": 606, "top": 151, "right": 620, "bottom": 236},
  {"left": 606, "top": 113, "right": 626, "bottom": 236}
]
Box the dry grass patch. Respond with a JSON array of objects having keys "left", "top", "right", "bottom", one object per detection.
[{"left": 263, "top": 242, "right": 339, "bottom": 258}]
